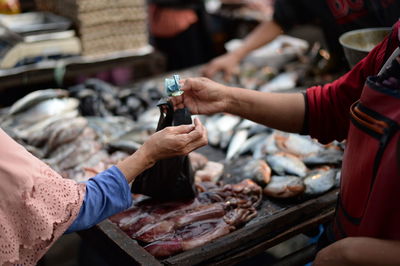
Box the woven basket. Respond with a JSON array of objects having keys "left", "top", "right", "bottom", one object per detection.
[{"left": 35, "top": 0, "right": 149, "bottom": 56}]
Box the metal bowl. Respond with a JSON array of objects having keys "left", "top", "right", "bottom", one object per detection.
[{"left": 339, "top": 27, "right": 391, "bottom": 67}]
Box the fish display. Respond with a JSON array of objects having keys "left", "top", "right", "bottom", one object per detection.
[
  {"left": 0, "top": 51, "right": 346, "bottom": 260},
  {"left": 110, "top": 179, "right": 262, "bottom": 258}
]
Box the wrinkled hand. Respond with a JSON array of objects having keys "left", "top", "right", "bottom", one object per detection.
[
  {"left": 141, "top": 117, "right": 208, "bottom": 164},
  {"left": 201, "top": 53, "right": 240, "bottom": 82},
  {"left": 170, "top": 77, "right": 229, "bottom": 115}
]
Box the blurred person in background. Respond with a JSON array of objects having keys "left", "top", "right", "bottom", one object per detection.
[
  {"left": 203, "top": 0, "right": 400, "bottom": 81},
  {"left": 0, "top": 118, "right": 207, "bottom": 265},
  {"left": 173, "top": 19, "right": 400, "bottom": 265},
  {"left": 148, "top": 0, "right": 216, "bottom": 71}
]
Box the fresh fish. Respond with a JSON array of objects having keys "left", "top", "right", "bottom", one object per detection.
[
  {"left": 247, "top": 123, "right": 271, "bottom": 137},
  {"left": 8, "top": 98, "right": 79, "bottom": 127},
  {"left": 226, "top": 129, "right": 248, "bottom": 161},
  {"left": 335, "top": 170, "right": 341, "bottom": 188},
  {"left": 275, "top": 133, "right": 324, "bottom": 157},
  {"left": 137, "top": 107, "right": 160, "bottom": 130},
  {"left": 205, "top": 115, "right": 222, "bottom": 147},
  {"left": 29, "top": 116, "right": 88, "bottom": 154},
  {"left": 220, "top": 130, "right": 234, "bottom": 150},
  {"left": 216, "top": 114, "right": 241, "bottom": 133},
  {"left": 303, "top": 148, "right": 343, "bottom": 166},
  {"left": 87, "top": 116, "right": 137, "bottom": 144},
  {"left": 236, "top": 119, "right": 257, "bottom": 130},
  {"left": 242, "top": 159, "right": 271, "bottom": 186},
  {"left": 266, "top": 152, "right": 308, "bottom": 177},
  {"left": 303, "top": 167, "right": 336, "bottom": 196},
  {"left": 18, "top": 110, "right": 79, "bottom": 139},
  {"left": 8, "top": 89, "right": 69, "bottom": 115},
  {"left": 263, "top": 175, "right": 305, "bottom": 198},
  {"left": 195, "top": 161, "right": 224, "bottom": 183},
  {"left": 107, "top": 139, "right": 142, "bottom": 154},
  {"left": 238, "top": 133, "right": 269, "bottom": 156}
]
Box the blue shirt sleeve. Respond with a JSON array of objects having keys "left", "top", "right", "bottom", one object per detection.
[{"left": 66, "top": 165, "right": 133, "bottom": 233}]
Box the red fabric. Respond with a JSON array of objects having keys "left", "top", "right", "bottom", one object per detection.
[
  {"left": 306, "top": 21, "right": 400, "bottom": 144},
  {"left": 306, "top": 20, "right": 400, "bottom": 241},
  {"left": 334, "top": 78, "right": 400, "bottom": 240},
  {"left": 148, "top": 4, "right": 198, "bottom": 38}
]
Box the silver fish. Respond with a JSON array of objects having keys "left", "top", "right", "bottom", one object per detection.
[
  {"left": 302, "top": 148, "right": 343, "bottom": 166},
  {"left": 238, "top": 133, "right": 269, "bottom": 157},
  {"left": 205, "top": 115, "right": 222, "bottom": 147},
  {"left": 216, "top": 114, "right": 241, "bottom": 133},
  {"left": 87, "top": 116, "right": 137, "bottom": 144},
  {"left": 9, "top": 98, "right": 79, "bottom": 127},
  {"left": 226, "top": 129, "right": 248, "bottom": 161},
  {"left": 275, "top": 133, "right": 324, "bottom": 157},
  {"left": 8, "top": 89, "right": 69, "bottom": 115},
  {"left": 266, "top": 152, "right": 308, "bottom": 177},
  {"left": 303, "top": 167, "right": 336, "bottom": 196}
]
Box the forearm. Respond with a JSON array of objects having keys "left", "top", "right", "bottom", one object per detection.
[
  {"left": 66, "top": 166, "right": 132, "bottom": 233},
  {"left": 116, "top": 147, "right": 155, "bottom": 184},
  {"left": 225, "top": 87, "right": 305, "bottom": 133},
  {"left": 315, "top": 237, "right": 400, "bottom": 266},
  {"left": 344, "top": 237, "right": 400, "bottom": 265},
  {"left": 231, "top": 20, "right": 283, "bottom": 60}
]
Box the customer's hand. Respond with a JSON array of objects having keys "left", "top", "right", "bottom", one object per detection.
[
  {"left": 117, "top": 117, "right": 207, "bottom": 182},
  {"left": 142, "top": 117, "right": 207, "bottom": 163},
  {"left": 171, "top": 77, "right": 230, "bottom": 115},
  {"left": 201, "top": 53, "right": 240, "bottom": 82}
]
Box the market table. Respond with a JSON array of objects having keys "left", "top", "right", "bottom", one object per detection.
[
  {"left": 79, "top": 188, "right": 337, "bottom": 266},
  {"left": 0, "top": 45, "right": 165, "bottom": 103}
]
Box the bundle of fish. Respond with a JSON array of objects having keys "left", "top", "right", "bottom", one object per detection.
[
  {"left": 68, "top": 78, "right": 163, "bottom": 120},
  {"left": 201, "top": 113, "right": 344, "bottom": 198},
  {"left": 110, "top": 179, "right": 262, "bottom": 258}
]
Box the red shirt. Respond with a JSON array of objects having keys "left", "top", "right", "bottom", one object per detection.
[{"left": 306, "top": 21, "right": 400, "bottom": 144}]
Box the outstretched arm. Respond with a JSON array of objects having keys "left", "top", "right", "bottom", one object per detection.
[
  {"left": 173, "top": 77, "right": 305, "bottom": 133},
  {"left": 202, "top": 20, "right": 283, "bottom": 81}
]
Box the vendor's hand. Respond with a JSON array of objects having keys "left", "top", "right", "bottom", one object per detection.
[
  {"left": 141, "top": 117, "right": 208, "bottom": 165},
  {"left": 171, "top": 77, "right": 230, "bottom": 115},
  {"left": 201, "top": 53, "right": 240, "bottom": 82}
]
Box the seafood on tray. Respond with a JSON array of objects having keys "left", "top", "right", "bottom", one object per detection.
[{"left": 110, "top": 179, "right": 262, "bottom": 258}]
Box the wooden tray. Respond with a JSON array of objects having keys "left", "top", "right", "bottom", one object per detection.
[{"left": 79, "top": 189, "right": 338, "bottom": 266}]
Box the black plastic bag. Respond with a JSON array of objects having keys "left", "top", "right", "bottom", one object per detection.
[{"left": 131, "top": 99, "right": 197, "bottom": 200}]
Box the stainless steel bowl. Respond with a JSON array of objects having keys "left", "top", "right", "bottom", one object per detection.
[{"left": 339, "top": 27, "right": 391, "bottom": 67}]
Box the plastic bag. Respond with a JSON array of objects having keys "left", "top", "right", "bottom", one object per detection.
[{"left": 131, "top": 99, "right": 197, "bottom": 200}]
